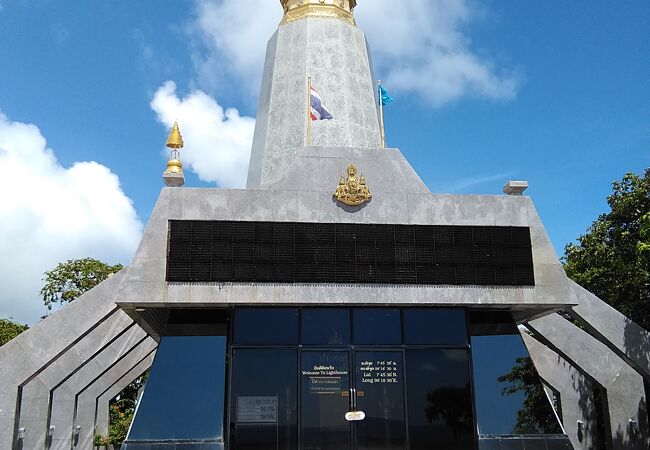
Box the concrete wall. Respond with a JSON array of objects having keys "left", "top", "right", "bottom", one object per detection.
[{"left": 118, "top": 147, "right": 575, "bottom": 314}]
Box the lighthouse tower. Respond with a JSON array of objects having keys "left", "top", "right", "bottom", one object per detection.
[{"left": 1, "top": 2, "right": 648, "bottom": 450}]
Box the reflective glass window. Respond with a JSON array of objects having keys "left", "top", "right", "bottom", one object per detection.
[
  {"left": 128, "top": 336, "right": 226, "bottom": 441},
  {"left": 471, "top": 332, "right": 562, "bottom": 435},
  {"left": 230, "top": 349, "right": 298, "bottom": 450},
  {"left": 403, "top": 308, "right": 467, "bottom": 345},
  {"left": 353, "top": 308, "right": 402, "bottom": 345},
  {"left": 301, "top": 308, "right": 350, "bottom": 345},
  {"left": 405, "top": 349, "right": 474, "bottom": 450},
  {"left": 234, "top": 308, "right": 298, "bottom": 345}
]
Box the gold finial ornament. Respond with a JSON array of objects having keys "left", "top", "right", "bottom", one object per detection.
[
  {"left": 166, "top": 122, "right": 184, "bottom": 149},
  {"left": 280, "top": 0, "right": 357, "bottom": 26},
  {"left": 163, "top": 122, "right": 185, "bottom": 187},
  {"left": 334, "top": 163, "right": 372, "bottom": 206}
]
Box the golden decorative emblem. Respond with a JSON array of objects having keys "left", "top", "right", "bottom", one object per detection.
[{"left": 334, "top": 164, "right": 372, "bottom": 206}]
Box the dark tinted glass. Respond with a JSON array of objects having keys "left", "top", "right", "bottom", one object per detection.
[
  {"left": 353, "top": 309, "right": 401, "bottom": 345},
  {"left": 471, "top": 333, "right": 562, "bottom": 435},
  {"left": 355, "top": 351, "right": 406, "bottom": 450},
  {"left": 301, "top": 308, "right": 350, "bottom": 345},
  {"left": 405, "top": 349, "right": 475, "bottom": 450},
  {"left": 403, "top": 308, "right": 467, "bottom": 345},
  {"left": 234, "top": 308, "right": 298, "bottom": 345},
  {"left": 230, "top": 349, "right": 298, "bottom": 450},
  {"left": 301, "top": 351, "right": 351, "bottom": 450},
  {"left": 128, "top": 336, "right": 226, "bottom": 441}
]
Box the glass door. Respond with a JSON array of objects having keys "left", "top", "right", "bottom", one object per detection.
[
  {"left": 301, "top": 350, "right": 352, "bottom": 450},
  {"left": 354, "top": 350, "right": 406, "bottom": 450},
  {"left": 299, "top": 350, "right": 407, "bottom": 450}
]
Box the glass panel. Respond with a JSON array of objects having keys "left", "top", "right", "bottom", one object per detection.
[
  {"left": 301, "top": 308, "right": 350, "bottom": 346},
  {"left": 405, "top": 349, "right": 474, "bottom": 450},
  {"left": 234, "top": 308, "right": 298, "bottom": 345},
  {"left": 128, "top": 336, "right": 226, "bottom": 441},
  {"left": 230, "top": 349, "right": 297, "bottom": 450},
  {"left": 403, "top": 308, "right": 467, "bottom": 345},
  {"left": 355, "top": 351, "right": 406, "bottom": 450},
  {"left": 471, "top": 333, "right": 563, "bottom": 435},
  {"left": 301, "top": 351, "right": 351, "bottom": 450},
  {"left": 352, "top": 309, "right": 401, "bottom": 345}
]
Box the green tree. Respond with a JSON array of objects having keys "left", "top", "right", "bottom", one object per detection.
[
  {"left": 498, "top": 357, "right": 562, "bottom": 434},
  {"left": 0, "top": 318, "right": 28, "bottom": 346},
  {"left": 40, "top": 258, "right": 123, "bottom": 310},
  {"left": 563, "top": 169, "right": 650, "bottom": 330},
  {"left": 105, "top": 370, "right": 149, "bottom": 446}
]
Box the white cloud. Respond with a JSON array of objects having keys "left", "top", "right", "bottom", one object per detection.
[
  {"left": 150, "top": 81, "right": 255, "bottom": 188},
  {"left": 190, "top": 0, "right": 518, "bottom": 106},
  {"left": 0, "top": 112, "right": 143, "bottom": 324},
  {"left": 191, "top": 0, "right": 282, "bottom": 94},
  {"left": 356, "top": 0, "right": 518, "bottom": 106}
]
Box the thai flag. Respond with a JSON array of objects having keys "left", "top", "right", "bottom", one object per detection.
[{"left": 310, "top": 85, "right": 333, "bottom": 121}]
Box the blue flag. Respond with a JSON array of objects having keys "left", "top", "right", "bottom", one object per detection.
[{"left": 379, "top": 84, "right": 394, "bottom": 106}]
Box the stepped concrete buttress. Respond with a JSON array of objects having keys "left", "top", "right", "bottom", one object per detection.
[
  {"left": 0, "top": 272, "right": 131, "bottom": 450},
  {"left": 17, "top": 311, "right": 137, "bottom": 449},
  {"left": 523, "top": 331, "right": 602, "bottom": 450},
  {"left": 567, "top": 280, "right": 650, "bottom": 379},
  {"left": 93, "top": 353, "right": 155, "bottom": 444},
  {"left": 73, "top": 343, "right": 156, "bottom": 450},
  {"left": 527, "top": 314, "right": 649, "bottom": 450}
]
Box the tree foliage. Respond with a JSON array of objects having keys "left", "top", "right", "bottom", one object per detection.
[
  {"left": 0, "top": 318, "right": 29, "bottom": 346},
  {"left": 498, "top": 357, "right": 562, "bottom": 434},
  {"left": 40, "top": 258, "right": 123, "bottom": 310},
  {"left": 563, "top": 169, "right": 650, "bottom": 330}
]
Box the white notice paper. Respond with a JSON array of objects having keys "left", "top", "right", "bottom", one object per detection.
[{"left": 237, "top": 396, "right": 278, "bottom": 423}]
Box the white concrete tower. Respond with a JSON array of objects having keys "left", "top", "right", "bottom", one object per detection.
[{"left": 247, "top": 0, "right": 382, "bottom": 189}]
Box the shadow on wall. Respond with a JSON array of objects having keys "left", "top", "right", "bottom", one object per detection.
[
  {"left": 624, "top": 317, "right": 650, "bottom": 378},
  {"left": 610, "top": 396, "right": 649, "bottom": 450}
]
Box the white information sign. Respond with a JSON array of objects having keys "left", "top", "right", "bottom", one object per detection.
[{"left": 237, "top": 396, "right": 278, "bottom": 423}]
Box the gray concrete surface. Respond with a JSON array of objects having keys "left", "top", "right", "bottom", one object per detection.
[
  {"left": 92, "top": 353, "right": 155, "bottom": 441},
  {"left": 117, "top": 146, "right": 575, "bottom": 315},
  {"left": 17, "top": 311, "right": 135, "bottom": 450},
  {"left": 73, "top": 344, "right": 156, "bottom": 450},
  {"left": 247, "top": 18, "right": 382, "bottom": 189},
  {"left": 567, "top": 280, "right": 650, "bottom": 380},
  {"left": 0, "top": 272, "right": 127, "bottom": 450},
  {"left": 47, "top": 333, "right": 153, "bottom": 450},
  {"left": 523, "top": 331, "right": 601, "bottom": 450},
  {"left": 528, "top": 314, "right": 649, "bottom": 450}
]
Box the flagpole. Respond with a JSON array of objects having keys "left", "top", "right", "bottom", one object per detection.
[
  {"left": 378, "top": 80, "right": 386, "bottom": 148},
  {"left": 307, "top": 76, "right": 312, "bottom": 146}
]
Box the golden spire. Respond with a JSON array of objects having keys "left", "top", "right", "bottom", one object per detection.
[
  {"left": 280, "top": 0, "right": 357, "bottom": 26},
  {"left": 166, "top": 121, "right": 184, "bottom": 149},
  {"left": 163, "top": 122, "right": 185, "bottom": 187}
]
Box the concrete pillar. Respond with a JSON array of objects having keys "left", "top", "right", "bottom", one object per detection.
[
  {"left": 76, "top": 349, "right": 155, "bottom": 449},
  {"left": 523, "top": 331, "right": 601, "bottom": 450},
  {"left": 529, "top": 314, "right": 649, "bottom": 450}
]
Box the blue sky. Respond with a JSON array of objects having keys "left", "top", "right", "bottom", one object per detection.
[{"left": 0, "top": 0, "right": 648, "bottom": 323}]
